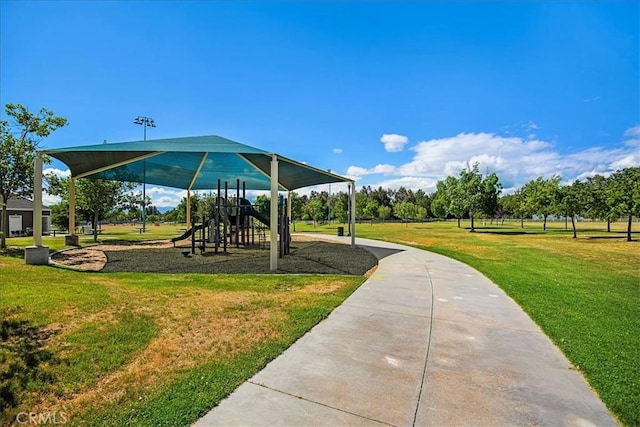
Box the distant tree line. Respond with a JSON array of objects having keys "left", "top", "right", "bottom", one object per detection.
[
  {"left": 41, "top": 162, "right": 639, "bottom": 243},
  {"left": 159, "top": 163, "right": 640, "bottom": 241}
]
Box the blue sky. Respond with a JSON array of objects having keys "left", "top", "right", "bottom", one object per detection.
[{"left": 1, "top": 1, "right": 638, "bottom": 207}]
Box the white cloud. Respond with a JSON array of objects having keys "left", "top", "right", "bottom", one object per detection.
[
  {"left": 380, "top": 133, "right": 408, "bottom": 152},
  {"left": 332, "top": 148, "right": 343, "bottom": 154},
  {"left": 346, "top": 130, "right": 639, "bottom": 193},
  {"left": 624, "top": 125, "right": 640, "bottom": 137},
  {"left": 43, "top": 194, "right": 61, "bottom": 207},
  {"left": 346, "top": 164, "right": 396, "bottom": 177},
  {"left": 583, "top": 96, "right": 600, "bottom": 103},
  {"left": 624, "top": 126, "right": 640, "bottom": 150},
  {"left": 139, "top": 186, "right": 186, "bottom": 208},
  {"left": 43, "top": 168, "right": 70, "bottom": 179},
  {"left": 346, "top": 166, "right": 368, "bottom": 177}
]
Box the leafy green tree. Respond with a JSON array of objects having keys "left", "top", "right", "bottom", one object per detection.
[
  {"left": 355, "top": 190, "right": 368, "bottom": 221},
  {"left": 416, "top": 205, "right": 428, "bottom": 220},
  {"left": 196, "top": 192, "right": 217, "bottom": 221},
  {"left": 49, "top": 200, "right": 69, "bottom": 230},
  {"left": 378, "top": 205, "right": 392, "bottom": 222},
  {"left": 332, "top": 191, "right": 349, "bottom": 223},
  {"left": 0, "top": 103, "right": 67, "bottom": 248},
  {"left": 46, "top": 175, "right": 134, "bottom": 241},
  {"left": 584, "top": 174, "right": 615, "bottom": 232},
  {"left": 394, "top": 186, "right": 415, "bottom": 204},
  {"left": 289, "top": 192, "right": 304, "bottom": 221},
  {"left": 253, "top": 194, "right": 270, "bottom": 218},
  {"left": 430, "top": 186, "right": 448, "bottom": 219},
  {"left": 163, "top": 208, "right": 179, "bottom": 223},
  {"left": 394, "top": 201, "right": 418, "bottom": 226},
  {"left": 362, "top": 201, "right": 379, "bottom": 222},
  {"left": 500, "top": 189, "right": 529, "bottom": 228},
  {"left": 523, "top": 176, "right": 561, "bottom": 231},
  {"left": 175, "top": 193, "right": 201, "bottom": 224},
  {"left": 557, "top": 180, "right": 585, "bottom": 238},
  {"left": 370, "top": 186, "right": 393, "bottom": 208},
  {"left": 458, "top": 163, "right": 502, "bottom": 232},
  {"left": 607, "top": 167, "right": 640, "bottom": 241},
  {"left": 414, "top": 189, "right": 432, "bottom": 217},
  {"left": 305, "top": 199, "right": 325, "bottom": 227}
]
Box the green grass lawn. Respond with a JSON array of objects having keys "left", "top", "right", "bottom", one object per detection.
[
  {"left": 2, "top": 220, "right": 639, "bottom": 425},
  {"left": 0, "top": 224, "right": 366, "bottom": 425},
  {"left": 297, "top": 218, "right": 639, "bottom": 426}
]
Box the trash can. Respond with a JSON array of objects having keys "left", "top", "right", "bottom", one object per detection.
[{"left": 337, "top": 226, "right": 344, "bottom": 236}]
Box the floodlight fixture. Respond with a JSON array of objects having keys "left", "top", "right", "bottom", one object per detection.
[{"left": 133, "top": 115, "right": 156, "bottom": 233}]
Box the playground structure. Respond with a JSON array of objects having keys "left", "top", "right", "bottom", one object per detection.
[
  {"left": 28, "top": 135, "right": 356, "bottom": 270},
  {"left": 172, "top": 179, "right": 291, "bottom": 257}
]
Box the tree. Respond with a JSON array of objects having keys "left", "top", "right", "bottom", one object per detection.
[
  {"left": 49, "top": 200, "right": 69, "bottom": 230},
  {"left": 378, "top": 205, "right": 392, "bottom": 223},
  {"left": 332, "top": 191, "right": 350, "bottom": 223},
  {"left": 305, "top": 199, "right": 325, "bottom": 227},
  {"left": 46, "top": 175, "right": 134, "bottom": 241},
  {"left": 430, "top": 186, "right": 448, "bottom": 219},
  {"left": 394, "top": 201, "right": 418, "bottom": 226},
  {"left": 584, "top": 174, "right": 615, "bottom": 232},
  {"left": 500, "top": 189, "right": 529, "bottom": 228},
  {"left": 458, "top": 165, "right": 483, "bottom": 232},
  {"left": 523, "top": 176, "right": 561, "bottom": 231},
  {"left": 0, "top": 103, "right": 67, "bottom": 248},
  {"left": 457, "top": 163, "right": 502, "bottom": 232},
  {"left": 557, "top": 180, "right": 585, "bottom": 239},
  {"left": 414, "top": 189, "right": 432, "bottom": 218},
  {"left": 175, "top": 193, "right": 200, "bottom": 224},
  {"left": 370, "top": 186, "right": 393, "bottom": 208},
  {"left": 362, "top": 201, "right": 379, "bottom": 223},
  {"left": 394, "top": 186, "right": 415, "bottom": 204},
  {"left": 607, "top": 167, "right": 640, "bottom": 241},
  {"left": 355, "top": 190, "right": 368, "bottom": 221},
  {"left": 253, "top": 194, "right": 270, "bottom": 218},
  {"left": 289, "top": 192, "right": 304, "bottom": 231}
]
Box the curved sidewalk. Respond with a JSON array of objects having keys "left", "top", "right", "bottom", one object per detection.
[{"left": 195, "top": 236, "right": 616, "bottom": 426}]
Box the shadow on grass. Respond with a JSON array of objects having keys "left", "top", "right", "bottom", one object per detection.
[
  {"left": 0, "top": 248, "right": 25, "bottom": 258},
  {"left": 585, "top": 236, "right": 637, "bottom": 241},
  {"left": 0, "top": 307, "right": 60, "bottom": 422},
  {"left": 474, "top": 231, "right": 542, "bottom": 236}
]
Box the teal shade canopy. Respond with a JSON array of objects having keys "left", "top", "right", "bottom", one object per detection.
[{"left": 45, "top": 135, "right": 350, "bottom": 191}]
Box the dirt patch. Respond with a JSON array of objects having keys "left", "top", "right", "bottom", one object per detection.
[{"left": 50, "top": 237, "right": 378, "bottom": 276}]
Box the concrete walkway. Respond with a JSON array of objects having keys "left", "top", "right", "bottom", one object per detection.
[{"left": 195, "top": 236, "right": 617, "bottom": 426}]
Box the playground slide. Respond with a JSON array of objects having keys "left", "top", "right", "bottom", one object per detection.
[
  {"left": 248, "top": 207, "right": 270, "bottom": 228},
  {"left": 171, "top": 223, "right": 205, "bottom": 243}
]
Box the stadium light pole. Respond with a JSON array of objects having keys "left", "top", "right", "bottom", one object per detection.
[
  {"left": 133, "top": 116, "right": 155, "bottom": 232},
  {"left": 327, "top": 169, "right": 331, "bottom": 223}
]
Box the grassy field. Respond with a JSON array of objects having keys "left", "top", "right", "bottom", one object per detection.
[
  {"left": 298, "top": 218, "right": 639, "bottom": 426},
  {"left": 0, "top": 224, "right": 367, "bottom": 426},
  {"left": 2, "top": 220, "right": 639, "bottom": 425}
]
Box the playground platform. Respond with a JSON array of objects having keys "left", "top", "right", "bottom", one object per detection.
[{"left": 195, "top": 235, "right": 617, "bottom": 426}]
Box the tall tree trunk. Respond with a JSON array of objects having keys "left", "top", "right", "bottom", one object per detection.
[
  {"left": 520, "top": 215, "right": 524, "bottom": 229},
  {"left": 543, "top": 214, "right": 548, "bottom": 231},
  {"left": 93, "top": 211, "right": 99, "bottom": 242},
  {"left": 571, "top": 215, "right": 577, "bottom": 239},
  {"left": 607, "top": 219, "right": 611, "bottom": 233},
  {"left": 457, "top": 217, "right": 461, "bottom": 228},
  {"left": 470, "top": 214, "right": 476, "bottom": 232},
  {"left": 565, "top": 214, "right": 568, "bottom": 230},
  {"left": 627, "top": 214, "right": 633, "bottom": 242},
  {"left": 1, "top": 201, "right": 7, "bottom": 249}
]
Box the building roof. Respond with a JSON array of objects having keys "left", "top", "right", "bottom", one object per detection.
[
  {"left": 44, "top": 135, "right": 351, "bottom": 191},
  {"left": 6, "top": 197, "right": 50, "bottom": 211}
]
